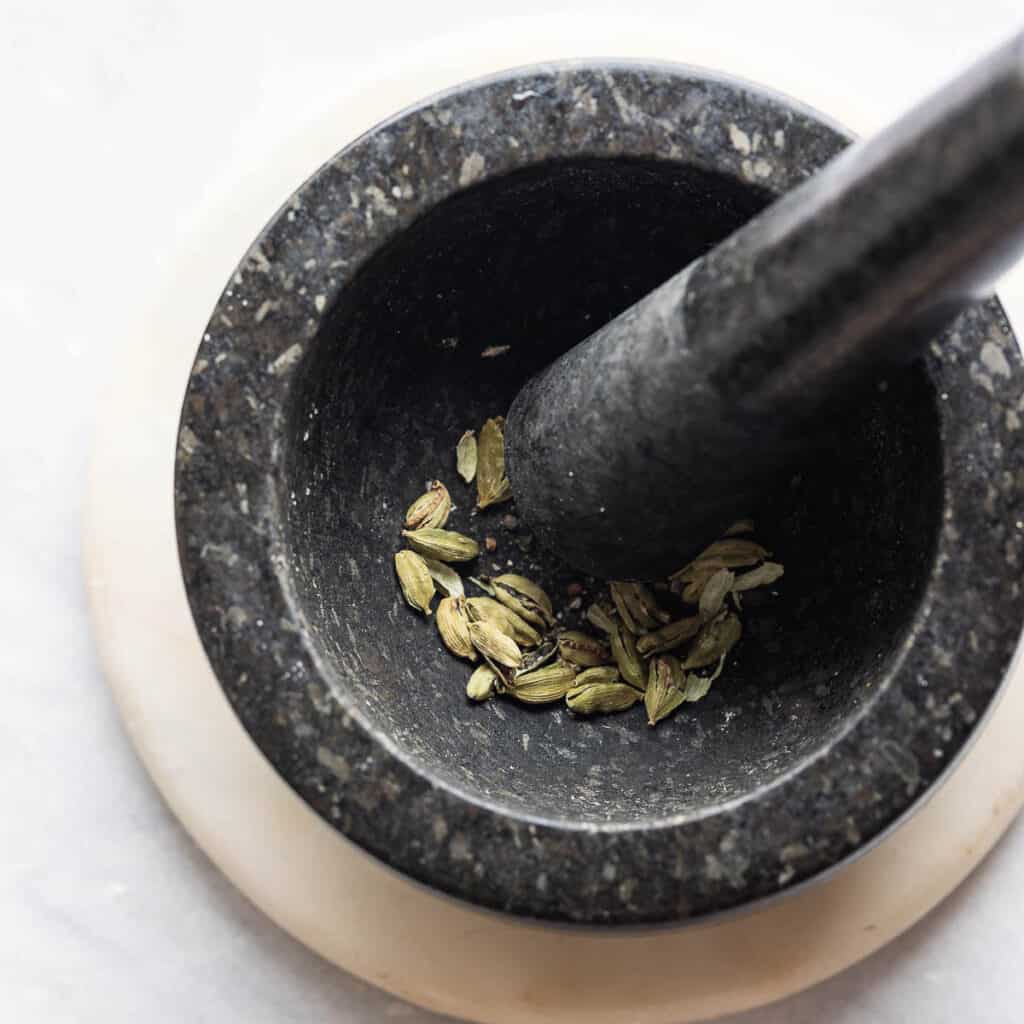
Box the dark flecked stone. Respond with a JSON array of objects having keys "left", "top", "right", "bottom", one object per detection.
[{"left": 175, "top": 62, "right": 1024, "bottom": 925}]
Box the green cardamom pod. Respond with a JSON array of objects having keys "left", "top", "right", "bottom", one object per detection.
[
  {"left": 670, "top": 538, "right": 770, "bottom": 586},
  {"left": 566, "top": 680, "right": 642, "bottom": 715},
  {"left": 732, "top": 561, "right": 784, "bottom": 593},
  {"left": 698, "top": 568, "right": 735, "bottom": 620},
  {"left": 509, "top": 662, "right": 577, "bottom": 704},
  {"left": 635, "top": 615, "right": 702, "bottom": 657},
  {"left": 394, "top": 550, "right": 435, "bottom": 615},
  {"left": 436, "top": 596, "right": 476, "bottom": 661},
  {"left": 465, "top": 596, "right": 542, "bottom": 647},
  {"left": 572, "top": 665, "right": 623, "bottom": 687},
  {"left": 456, "top": 430, "right": 477, "bottom": 484},
  {"left": 557, "top": 630, "right": 610, "bottom": 667},
  {"left": 610, "top": 624, "right": 646, "bottom": 689},
  {"left": 491, "top": 573, "right": 555, "bottom": 628},
  {"left": 466, "top": 664, "right": 498, "bottom": 701},
  {"left": 402, "top": 527, "right": 479, "bottom": 563},
  {"left": 644, "top": 655, "right": 685, "bottom": 726},
  {"left": 468, "top": 619, "right": 523, "bottom": 668},
  {"left": 476, "top": 417, "right": 513, "bottom": 509},
  {"left": 682, "top": 611, "right": 742, "bottom": 670},
  {"left": 585, "top": 599, "right": 619, "bottom": 634},
  {"left": 609, "top": 581, "right": 670, "bottom": 633},
  {"left": 404, "top": 479, "right": 452, "bottom": 530}
]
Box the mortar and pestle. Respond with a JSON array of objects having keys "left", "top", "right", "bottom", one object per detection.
[{"left": 176, "top": 35, "right": 1024, "bottom": 925}]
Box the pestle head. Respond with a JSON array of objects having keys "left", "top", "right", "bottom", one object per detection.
[{"left": 506, "top": 30, "right": 1024, "bottom": 580}]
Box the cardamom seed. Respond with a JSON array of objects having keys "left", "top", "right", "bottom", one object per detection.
[
  {"left": 394, "top": 550, "right": 435, "bottom": 615},
  {"left": 681, "top": 611, "right": 742, "bottom": 670},
  {"left": 699, "top": 568, "right": 735, "bottom": 620},
  {"left": 557, "top": 630, "right": 610, "bottom": 667},
  {"left": 610, "top": 624, "right": 646, "bottom": 689},
  {"left": 509, "top": 662, "right": 577, "bottom": 704},
  {"left": 436, "top": 596, "right": 476, "bottom": 661},
  {"left": 465, "top": 596, "right": 542, "bottom": 646},
  {"left": 476, "top": 416, "right": 513, "bottom": 509},
  {"left": 519, "top": 637, "right": 558, "bottom": 673},
  {"left": 635, "top": 615, "right": 702, "bottom": 656},
  {"left": 585, "top": 599, "right": 619, "bottom": 634},
  {"left": 402, "top": 527, "right": 479, "bottom": 563},
  {"left": 466, "top": 664, "right": 498, "bottom": 701},
  {"left": 566, "top": 680, "right": 642, "bottom": 715},
  {"left": 491, "top": 573, "right": 555, "bottom": 628},
  {"left": 404, "top": 479, "right": 452, "bottom": 530},
  {"left": 644, "top": 655, "right": 685, "bottom": 726},
  {"left": 468, "top": 619, "right": 523, "bottom": 668},
  {"left": 421, "top": 557, "right": 465, "bottom": 598},
  {"left": 456, "top": 430, "right": 477, "bottom": 484}
]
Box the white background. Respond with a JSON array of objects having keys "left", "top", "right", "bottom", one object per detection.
[{"left": 4, "top": 1, "right": 1024, "bottom": 1020}]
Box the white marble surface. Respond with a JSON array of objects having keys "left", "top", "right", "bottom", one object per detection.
[{"left": 5, "top": 1, "right": 1024, "bottom": 1020}]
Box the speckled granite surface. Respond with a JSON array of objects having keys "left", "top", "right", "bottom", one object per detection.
[{"left": 175, "top": 62, "right": 1024, "bottom": 924}]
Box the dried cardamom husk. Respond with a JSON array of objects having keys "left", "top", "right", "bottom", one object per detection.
[
  {"left": 644, "top": 655, "right": 686, "bottom": 726},
  {"left": 519, "top": 637, "right": 558, "bottom": 673},
  {"left": 609, "top": 581, "right": 670, "bottom": 633},
  {"left": 491, "top": 574, "right": 555, "bottom": 628},
  {"left": 509, "top": 662, "right": 577, "bottom": 704},
  {"left": 402, "top": 527, "right": 479, "bottom": 563},
  {"left": 732, "top": 561, "right": 785, "bottom": 592},
  {"left": 468, "top": 619, "right": 523, "bottom": 668},
  {"left": 610, "top": 624, "right": 646, "bottom": 689},
  {"left": 394, "top": 550, "right": 435, "bottom": 615},
  {"left": 476, "top": 416, "right": 513, "bottom": 509},
  {"left": 404, "top": 479, "right": 452, "bottom": 530},
  {"left": 635, "top": 615, "right": 702, "bottom": 656},
  {"left": 468, "top": 575, "right": 495, "bottom": 596},
  {"left": 680, "top": 653, "right": 727, "bottom": 702},
  {"left": 421, "top": 557, "right": 465, "bottom": 598},
  {"left": 456, "top": 430, "right": 477, "bottom": 484},
  {"left": 698, "top": 568, "right": 735, "bottom": 620},
  {"left": 465, "top": 596, "right": 542, "bottom": 647},
  {"left": 585, "top": 599, "right": 619, "bottom": 634},
  {"left": 670, "top": 539, "right": 770, "bottom": 584},
  {"left": 436, "top": 596, "right": 476, "bottom": 661},
  {"left": 557, "top": 630, "right": 610, "bottom": 667},
  {"left": 466, "top": 664, "right": 498, "bottom": 701},
  {"left": 566, "top": 680, "right": 642, "bottom": 715},
  {"left": 682, "top": 611, "right": 742, "bottom": 670}
]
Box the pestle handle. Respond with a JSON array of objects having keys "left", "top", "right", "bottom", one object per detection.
[{"left": 505, "top": 30, "right": 1024, "bottom": 580}]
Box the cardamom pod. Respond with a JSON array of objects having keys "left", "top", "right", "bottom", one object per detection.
[
  {"left": 680, "top": 654, "right": 727, "bottom": 702},
  {"left": 557, "top": 630, "right": 610, "bottom": 667},
  {"left": 509, "top": 662, "right": 577, "bottom": 704},
  {"left": 645, "top": 655, "right": 685, "bottom": 726},
  {"left": 732, "top": 561, "right": 784, "bottom": 592},
  {"left": 466, "top": 664, "right": 498, "bottom": 701},
  {"left": 394, "top": 550, "right": 435, "bottom": 615},
  {"left": 566, "top": 680, "right": 642, "bottom": 715},
  {"left": 402, "top": 527, "right": 479, "bottom": 563},
  {"left": 422, "top": 556, "right": 465, "bottom": 598},
  {"left": 610, "top": 624, "right": 646, "bottom": 689},
  {"left": 404, "top": 479, "right": 452, "bottom": 530},
  {"left": 682, "top": 611, "right": 742, "bottom": 670},
  {"left": 465, "top": 596, "right": 542, "bottom": 647},
  {"left": 468, "top": 619, "right": 523, "bottom": 668},
  {"left": 573, "top": 665, "right": 624, "bottom": 687},
  {"left": 476, "top": 416, "right": 513, "bottom": 509},
  {"left": 585, "top": 599, "right": 619, "bottom": 634},
  {"left": 699, "top": 568, "right": 735, "bottom": 620},
  {"left": 436, "top": 596, "right": 476, "bottom": 661},
  {"left": 491, "top": 574, "right": 555, "bottom": 628},
  {"left": 456, "top": 430, "right": 477, "bottom": 484},
  {"left": 635, "top": 615, "right": 702, "bottom": 656},
  {"left": 609, "top": 581, "right": 670, "bottom": 633}
]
